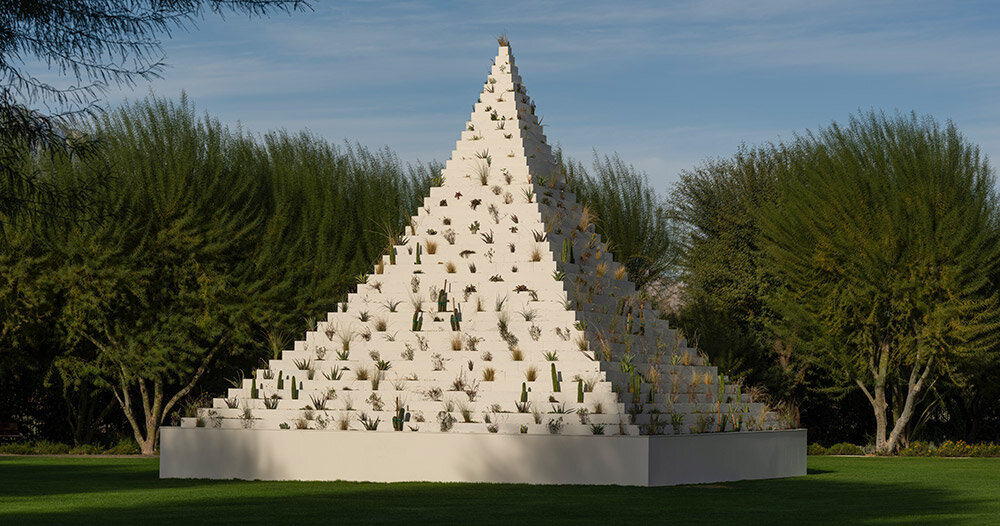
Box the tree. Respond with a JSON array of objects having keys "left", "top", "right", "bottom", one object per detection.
[
  {"left": 560, "top": 150, "right": 679, "bottom": 291},
  {"left": 757, "top": 111, "right": 1000, "bottom": 453},
  {"left": 0, "top": 0, "right": 308, "bottom": 229},
  {"left": 668, "top": 146, "right": 807, "bottom": 416},
  {"left": 53, "top": 96, "right": 267, "bottom": 454},
  {"left": 0, "top": 94, "right": 435, "bottom": 451}
]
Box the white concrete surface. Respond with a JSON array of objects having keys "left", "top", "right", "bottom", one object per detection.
[{"left": 160, "top": 427, "right": 806, "bottom": 486}]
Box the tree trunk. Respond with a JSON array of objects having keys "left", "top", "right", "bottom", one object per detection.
[
  {"left": 858, "top": 341, "right": 935, "bottom": 454},
  {"left": 857, "top": 341, "right": 890, "bottom": 453}
]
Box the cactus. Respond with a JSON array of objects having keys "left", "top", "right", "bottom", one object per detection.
[
  {"left": 416, "top": 312, "right": 423, "bottom": 331},
  {"left": 438, "top": 282, "right": 448, "bottom": 312},
  {"left": 250, "top": 376, "right": 258, "bottom": 399},
  {"left": 277, "top": 371, "right": 284, "bottom": 391},
  {"left": 389, "top": 247, "right": 396, "bottom": 265},
  {"left": 291, "top": 376, "right": 298, "bottom": 399},
  {"left": 412, "top": 310, "right": 420, "bottom": 331},
  {"left": 415, "top": 243, "right": 422, "bottom": 264},
  {"left": 569, "top": 241, "right": 575, "bottom": 264},
  {"left": 561, "top": 238, "right": 569, "bottom": 262},
  {"left": 551, "top": 363, "right": 560, "bottom": 392},
  {"left": 521, "top": 382, "right": 528, "bottom": 403},
  {"left": 392, "top": 398, "right": 405, "bottom": 431},
  {"left": 577, "top": 379, "right": 584, "bottom": 403}
]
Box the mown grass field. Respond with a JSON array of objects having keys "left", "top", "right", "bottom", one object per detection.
[{"left": 1, "top": 456, "right": 997, "bottom": 525}]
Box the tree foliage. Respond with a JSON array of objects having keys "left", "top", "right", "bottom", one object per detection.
[
  {"left": 0, "top": 0, "right": 308, "bottom": 230},
  {"left": 560, "top": 150, "right": 678, "bottom": 291},
  {"left": 0, "top": 95, "right": 432, "bottom": 452},
  {"left": 757, "top": 111, "right": 1000, "bottom": 453}
]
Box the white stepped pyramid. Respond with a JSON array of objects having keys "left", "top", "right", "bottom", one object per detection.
[{"left": 161, "top": 42, "right": 806, "bottom": 485}]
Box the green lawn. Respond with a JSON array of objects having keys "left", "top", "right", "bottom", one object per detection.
[{"left": 1, "top": 456, "right": 997, "bottom": 525}]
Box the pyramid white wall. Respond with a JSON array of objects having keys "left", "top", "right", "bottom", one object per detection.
[{"left": 162, "top": 43, "right": 804, "bottom": 485}]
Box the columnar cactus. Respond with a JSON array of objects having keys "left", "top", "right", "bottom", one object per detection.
[
  {"left": 551, "top": 363, "right": 560, "bottom": 392},
  {"left": 438, "top": 282, "right": 448, "bottom": 312}
]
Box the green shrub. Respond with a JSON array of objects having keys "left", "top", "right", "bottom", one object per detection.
[
  {"left": 33, "top": 441, "right": 71, "bottom": 455},
  {"left": 970, "top": 443, "right": 1000, "bottom": 457},
  {"left": 936, "top": 440, "right": 974, "bottom": 457},
  {"left": 104, "top": 438, "right": 141, "bottom": 455},
  {"left": 826, "top": 442, "right": 864, "bottom": 455},
  {"left": 900, "top": 441, "right": 933, "bottom": 457},
  {"left": 807, "top": 443, "right": 828, "bottom": 455},
  {"left": 69, "top": 444, "right": 104, "bottom": 455},
  {"left": 0, "top": 442, "right": 33, "bottom": 454}
]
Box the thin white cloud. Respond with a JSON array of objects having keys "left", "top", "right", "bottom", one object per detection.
[{"left": 79, "top": 0, "right": 1000, "bottom": 185}]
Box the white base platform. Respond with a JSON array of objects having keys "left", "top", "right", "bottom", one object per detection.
[{"left": 160, "top": 428, "right": 806, "bottom": 486}]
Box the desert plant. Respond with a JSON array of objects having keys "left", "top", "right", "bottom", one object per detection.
[
  {"left": 263, "top": 395, "right": 280, "bottom": 410},
  {"left": 524, "top": 365, "right": 538, "bottom": 381},
  {"left": 547, "top": 417, "right": 564, "bottom": 434},
  {"left": 482, "top": 367, "right": 496, "bottom": 381},
  {"left": 543, "top": 351, "right": 559, "bottom": 361},
  {"left": 359, "top": 412, "right": 380, "bottom": 431},
  {"left": 550, "top": 402, "right": 575, "bottom": 414},
  {"left": 431, "top": 353, "right": 445, "bottom": 371},
  {"left": 310, "top": 395, "right": 328, "bottom": 411},
  {"left": 438, "top": 412, "right": 457, "bottom": 432},
  {"left": 338, "top": 330, "right": 354, "bottom": 352},
  {"left": 240, "top": 408, "right": 256, "bottom": 429}
]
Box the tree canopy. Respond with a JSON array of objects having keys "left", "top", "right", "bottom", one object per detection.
[
  {"left": 0, "top": 0, "right": 308, "bottom": 230},
  {"left": 0, "top": 95, "right": 433, "bottom": 451},
  {"left": 757, "top": 111, "right": 1000, "bottom": 453}
]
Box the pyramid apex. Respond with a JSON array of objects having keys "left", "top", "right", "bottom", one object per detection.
[{"left": 497, "top": 32, "right": 510, "bottom": 48}]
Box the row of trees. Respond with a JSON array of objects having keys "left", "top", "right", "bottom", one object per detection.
[{"left": 2, "top": 94, "right": 998, "bottom": 453}]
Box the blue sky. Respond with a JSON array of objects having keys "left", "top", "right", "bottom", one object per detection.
[{"left": 98, "top": 0, "right": 1000, "bottom": 193}]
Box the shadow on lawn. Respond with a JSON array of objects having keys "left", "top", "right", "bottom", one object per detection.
[{"left": 0, "top": 457, "right": 991, "bottom": 525}]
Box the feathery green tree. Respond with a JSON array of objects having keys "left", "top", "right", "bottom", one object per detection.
[
  {"left": 0, "top": 95, "right": 433, "bottom": 451},
  {"left": 669, "top": 146, "right": 802, "bottom": 407},
  {"left": 1, "top": 0, "right": 308, "bottom": 231},
  {"left": 758, "top": 111, "right": 1000, "bottom": 453}
]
